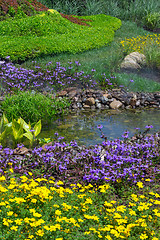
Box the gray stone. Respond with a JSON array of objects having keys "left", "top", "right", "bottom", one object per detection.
[
  {"left": 95, "top": 99, "right": 100, "bottom": 103},
  {"left": 121, "top": 52, "right": 146, "bottom": 69},
  {"left": 136, "top": 100, "right": 141, "bottom": 106},
  {"left": 91, "top": 105, "right": 96, "bottom": 110},
  {"left": 77, "top": 102, "right": 82, "bottom": 108},
  {"left": 95, "top": 102, "right": 102, "bottom": 109},
  {"left": 110, "top": 99, "right": 123, "bottom": 109},
  {"left": 101, "top": 96, "right": 109, "bottom": 104}
]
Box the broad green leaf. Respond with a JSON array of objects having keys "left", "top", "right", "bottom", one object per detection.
[
  {"left": 0, "top": 128, "right": 7, "bottom": 143},
  {"left": 23, "top": 131, "right": 33, "bottom": 142},
  {"left": 12, "top": 120, "right": 23, "bottom": 140},
  {"left": 33, "top": 120, "right": 42, "bottom": 137},
  {"left": 19, "top": 117, "right": 30, "bottom": 132},
  {"left": 2, "top": 113, "right": 9, "bottom": 125}
]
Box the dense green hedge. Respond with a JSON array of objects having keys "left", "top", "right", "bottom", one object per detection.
[{"left": 0, "top": 11, "right": 121, "bottom": 62}]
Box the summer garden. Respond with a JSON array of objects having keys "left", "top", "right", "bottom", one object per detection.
[{"left": 0, "top": 0, "right": 160, "bottom": 239}]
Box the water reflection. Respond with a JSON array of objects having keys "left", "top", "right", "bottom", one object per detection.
[{"left": 39, "top": 109, "right": 160, "bottom": 146}]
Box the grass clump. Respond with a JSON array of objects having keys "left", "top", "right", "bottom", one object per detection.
[
  {"left": 0, "top": 11, "right": 121, "bottom": 62},
  {"left": 1, "top": 91, "right": 70, "bottom": 124}
]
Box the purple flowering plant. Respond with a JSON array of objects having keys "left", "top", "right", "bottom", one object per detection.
[{"left": 0, "top": 127, "right": 159, "bottom": 191}]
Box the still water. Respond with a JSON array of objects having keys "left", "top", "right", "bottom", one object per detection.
[{"left": 39, "top": 109, "right": 160, "bottom": 146}]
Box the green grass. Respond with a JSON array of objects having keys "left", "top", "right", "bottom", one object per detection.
[
  {"left": 1, "top": 91, "right": 71, "bottom": 124},
  {"left": 20, "top": 21, "right": 160, "bottom": 92}
]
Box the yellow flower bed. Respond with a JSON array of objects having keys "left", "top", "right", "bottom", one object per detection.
[
  {"left": 120, "top": 34, "right": 160, "bottom": 54},
  {"left": 0, "top": 175, "right": 160, "bottom": 239}
]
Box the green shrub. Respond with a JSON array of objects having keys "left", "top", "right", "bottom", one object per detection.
[
  {"left": 0, "top": 11, "right": 121, "bottom": 62},
  {"left": 1, "top": 91, "right": 71, "bottom": 124},
  {"left": 143, "top": 12, "right": 160, "bottom": 30}
]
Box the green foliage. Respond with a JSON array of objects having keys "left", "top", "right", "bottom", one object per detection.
[
  {"left": 1, "top": 91, "right": 71, "bottom": 124},
  {"left": 143, "top": 12, "right": 160, "bottom": 30},
  {"left": 8, "top": 6, "right": 16, "bottom": 17},
  {"left": 0, "top": 113, "right": 42, "bottom": 147},
  {"left": 0, "top": 12, "right": 121, "bottom": 62}
]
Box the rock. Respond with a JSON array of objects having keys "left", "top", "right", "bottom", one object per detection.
[
  {"left": 95, "top": 102, "right": 102, "bottom": 109},
  {"left": 68, "top": 90, "right": 77, "bottom": 98},
  {"left": 130, "top": 94, "right": 137, "bottom": 107},
  {"left": 121, "top": 52, "right": 146, "bottom": 69},
  {"left": 83, "top": 104, "right": 90, "bottom": 109},
  {"left": 57, "top": 90, "right": 67, "bottom": 97},
  {"left": 110, "top": 99, "right": 123, "bottom": 109},
  {"left": 13, "top": 147, "right": 30, "bottom": 155},
  {"left": 136, "top": 100, "right": 141, "bottom": 106},
  {"left": 100, "top": 96, "right": 109, "bottom": 104},
  {"left": 85, "top": 97, "right": 95, "bottom": 106}
]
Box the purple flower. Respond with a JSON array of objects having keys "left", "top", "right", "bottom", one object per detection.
[
  {"left": 97, "top": 125, "right": 103, "bottom": 130},
  {"left": 145, "top": 125, "right": 153, "bottom": 129}
]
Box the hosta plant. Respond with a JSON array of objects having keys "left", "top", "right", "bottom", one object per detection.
[{"left": 0, "top": 114, "right": 41, "bottom": 148}]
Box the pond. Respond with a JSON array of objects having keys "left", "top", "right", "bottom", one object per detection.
[{"left": 39, "top": 108, "right": 160, "bottom": 146}]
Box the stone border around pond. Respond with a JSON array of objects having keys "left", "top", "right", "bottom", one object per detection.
[
  {"left": 0, "top": 88, "right": 160, "bottom": 117},
  {"left": 56, "top": 87, "right": 160, "bottom": 111}
]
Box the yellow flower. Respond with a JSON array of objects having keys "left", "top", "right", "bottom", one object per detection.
[
  {"left": 56, "top": 180, "right": 64, "bottom": 185},
  {"left": 137, "top": 182, "right": 143, "bottom": 188},
  {"left": 85, "top": 197, "right": 93, "bottom": 204},
  {"left": 7, "top": 211, "right": 14, "bottom": 216},
  {"left": 35, "top": 229, "right": 44, "bottom": 237},
  {"left": 10, "top": 226, "right": 18, "bottom": 231},
  {"left": 105, "top": 236, "right": 112, "bottom": 240},
  {"left": 28, "top": 235, "right": 34, "bottom": 239},
  {"left": 0, "top": 185, "right": 8, "bottom": 192},
  {"left": 104, "top": 201, "right": 113, "bottom": 207},
  {"left": 55, "top": 210, "right": 62, "bottom": 215},
  {"left": 116, "top": 205, "right": 126, "bottom": 212},
  {"left": 0, "top": 176, "right": 6, "bottom": 181},
  {"left": 15, "top": 219, "right": 23, "bottom": 225},
  {"left": 77, "top": 194, "right": 86, "bottom": 199},
  {"left": 78, "top": 218, "right": 84, "bottom": 222},
  {"left": 140, "top": 233, "right": 148, "bottom": 239},
  {"left": 129, "top": 209, "right": 136, "bottom": 216},
  {"left": 31, "top": 198, "right": 37, "bottom": 203}
]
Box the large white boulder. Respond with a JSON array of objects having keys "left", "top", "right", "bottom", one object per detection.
[{"left": 121, "top": 52, "right": 146, "bottom": 69}]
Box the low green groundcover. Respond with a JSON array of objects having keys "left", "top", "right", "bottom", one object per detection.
[{"left": 0, "top": 10, "right": 121, "bottom": 62}]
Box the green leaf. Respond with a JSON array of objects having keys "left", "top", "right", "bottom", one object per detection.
[
  {"left": 23, "top": 131, "right": 33, "bottom": 143},
  {"left": 2, "top": 113, "right": 9, "bottom": 125},
  {"left": 0, "top": 113, "right": 9, "bottom": 133},
  {"left": 33, "top": 120, "right": 42, "bottom": 137},
  {"left": 12, "top": 120, "right": 23, "bottom": 140},
  {"left": 18, "top": 117, "right": 30, "bottom": 132}
]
